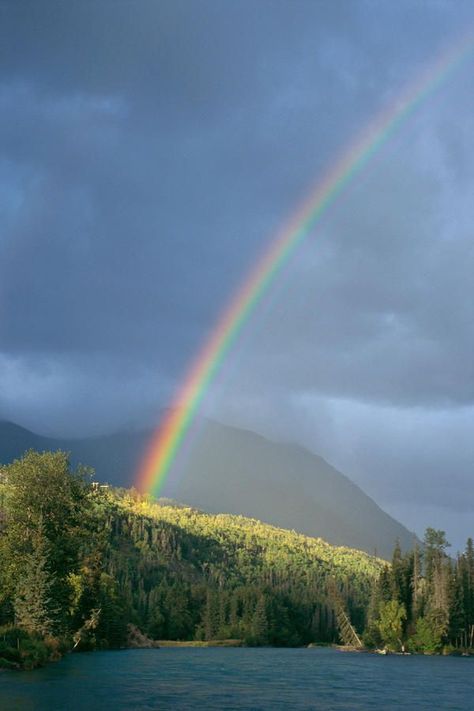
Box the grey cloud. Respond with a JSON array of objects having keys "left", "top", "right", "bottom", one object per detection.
[
  {"left": 216, "top": 112, "right": 474, "bottom": 410},
  {"left": 1, "top": 1, "right": 474, "bottom": 544}
]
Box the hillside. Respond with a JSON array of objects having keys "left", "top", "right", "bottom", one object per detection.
[
  {"left": 2, "top": 452, "right": 473, "bottom": 669},
  {"left": 0, "top": 452, "right": 383, "bottom": 665},
  {"left": 0, "top": 420, "right": 145, "bottom": 486},
  {"left": 130, "top": 495, "right": 383, "bottom": 589},
  {"left": 170, "top": 419, "right": 417, "bottom": 560},
  {"left": 0, "top": 418, "right": 416, "bottom": 559}
]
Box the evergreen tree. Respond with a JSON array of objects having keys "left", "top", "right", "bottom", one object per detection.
[
  {"left": 448, "top": 563, "right": 465, "bottom": 647},
  {"left": 202, "top": 590, "right": 220, "bottom": 640},
  {"left": 391, "top": 540, "right": 404, "bottom": 603},
  {"left": 251, "top": 595, "right": 269, "bottom": 645},
  {"left": 462, "top": 538, "right": 474, "bottom": 634},
  {"left": 378, "top": 565, "right": 393, "bottom": 603},
  {"left": 411, "top": 544, "right": 422, "bottom": 621},
  {"left": 409, "top": 615, "right": 444, "bottom": 654}
]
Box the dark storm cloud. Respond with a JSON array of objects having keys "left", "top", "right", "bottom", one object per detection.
[
  {"left": 0, "top": 1, "right": 386, "bottom": 382},
  {"left": 1, "top": 1, "right": 468, "bottom": 368},
  {"left": 1, "top": 1, "right": 474, "bottom": 544}
]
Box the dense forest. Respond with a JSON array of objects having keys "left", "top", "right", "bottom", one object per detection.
[
  {"left": 0, "top": 451, "right": 473, "bottom": 669},
  {"left": 365, "top": 529, "right": 474, "bottom": 653}
]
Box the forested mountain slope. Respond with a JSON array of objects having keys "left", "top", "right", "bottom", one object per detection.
[
  {"left": 0, "top": 418, "right": 416, "bottom": 559},
  {"left": 170, "top": 419, "right": 417, "bottom": 559},
  {"left": 1, "top": 452, "right": 473, "bottom": 669},
  {"left": 109, "top": 490, "right": 383, "bottom": 644},
  {"left": 0, "top": 452, "right": 383, "bottom": 661}
]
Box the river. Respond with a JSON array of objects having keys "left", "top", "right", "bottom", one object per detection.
[{"left": 1, "top": 647, "right": 473, "bottom": 710}]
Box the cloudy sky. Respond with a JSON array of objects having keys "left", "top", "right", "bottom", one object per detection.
[{"left": 1, "top": 1, "right": 474, "bottom": 548}]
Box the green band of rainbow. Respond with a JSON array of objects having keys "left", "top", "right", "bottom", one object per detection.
[{"left": 137, "top": 31, "right": 474, "bottom": 497}]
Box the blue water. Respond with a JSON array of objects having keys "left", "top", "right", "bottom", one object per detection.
[{"left": 1, "top": 647, "right": 473, "bottom": 710}]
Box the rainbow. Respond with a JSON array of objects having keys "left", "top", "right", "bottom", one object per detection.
[{"left": 137, "top": 31, "right": 474, "bottom": 497}]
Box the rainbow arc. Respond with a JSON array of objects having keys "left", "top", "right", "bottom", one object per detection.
[{"left": 136, "top": 31, "right": 474, "bottom": 497}]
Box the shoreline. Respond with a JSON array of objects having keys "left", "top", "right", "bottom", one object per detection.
[
  {"left": 3, "top": 641, "right": 473, "bottom": 671},
  {"left": 155, "top": 639, "right": 243, "bottom": 648}
]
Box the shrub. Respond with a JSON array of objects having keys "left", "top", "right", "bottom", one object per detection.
[{"left": 0, "top": 624, "right": 52, "bottom": 669}]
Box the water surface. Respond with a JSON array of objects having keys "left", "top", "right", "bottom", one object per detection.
[{"left": 1, "top": 647, "right": 473, "bottom": 710}]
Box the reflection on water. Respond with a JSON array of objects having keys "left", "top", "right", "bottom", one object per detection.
[{"left": 1, "top": 647, "right": 474, "bottom": 710}]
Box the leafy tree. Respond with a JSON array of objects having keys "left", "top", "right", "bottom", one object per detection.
[
  {"left": 14, "top": 529, "right": 57, "bottom": 636},
  {"left": 376, "top": 600, "right": 406, "bottom": 651},
  {"left": 2, "top": 451, "right": 90, "bottom": 632}
]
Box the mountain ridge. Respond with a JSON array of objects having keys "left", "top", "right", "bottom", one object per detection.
[{"left": 0, "top": 418, "right": 417, "bottom": 559}]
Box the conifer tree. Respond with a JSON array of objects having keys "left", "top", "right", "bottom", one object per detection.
[
  {"left": 251, "top": 595, "right": 269, "bottom": 645},
  {"left": 203, "top": 590, "right": 220, "bottom": 640},
  {"left": 391, "top": 540, "right": 404, "bottom": 603},
  {"left": 463, "top": 538, "right": 474, "bottom": 632},
  {"left": 448, "top": 563, "right": 465, "bottom": 646}
]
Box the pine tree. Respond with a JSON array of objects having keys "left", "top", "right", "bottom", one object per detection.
[
  {"left": 203, "top": 590, "right": 219, "bottom": 640},
  {"left": 412, "top": 544, "right": 422, "bottom": 620},
  {"left": 391, "top": 540, "right": 404, "bottom": 603},
  {"left": 464, "top": 538, "right": 474, "bottom": 633},
  {"left": 448, "top": 563, "right": 465, "bottom": 647},
  {"left": 378, "top": 565, "right": 393, "bottom": 603},
  {"left": 251, "top": 595, "right": 269, "bottom": 645}
]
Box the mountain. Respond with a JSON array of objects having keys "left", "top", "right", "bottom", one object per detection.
[
  {"left": 0, "top": 420, "right": 147, "bottom": 487},
  {"left": 169, "top": 420, "right": 417, "bottom": 560},
  {"left": 0, "top": 458, "right": 384, "bottom": 659},
  {"left": 0, "top": 418, "right": 416, "bottom": 559}
]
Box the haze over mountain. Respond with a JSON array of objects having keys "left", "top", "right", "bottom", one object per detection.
[{"left": 0, "top": 418, "right": 416, "bottom": 559}]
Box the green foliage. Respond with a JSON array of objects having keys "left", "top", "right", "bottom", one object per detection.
[
  {"left": 0, "top": 450, "right": 384, "bottom": 663},
  {"left": 1, "top": 450, "right": 91, "bottom": 634},
  {"left": 14, "top": 531, "right": 57, "bottom": 636},
  {"left": 249, "top": 595, "right": 269, "bottom": 645},
  {"left": 375, "top": 600, "right": 406, "bottom": 651},
  {"left": 369, "top": 527, "right": 474, "bottom": 654},
  {"left": 110, "top": 492, "right": 382, "bottom": 646},
  {"left": 6, "top": 451, "right": 474, "bottom": 661},
  {"left": 361, "top": 624, "right": 382, "bottom": 649},
  {"left": 0, "top": 625, "right": 52, "bottom": 670},
  {"left": 408, "top": 615, "right": 444, "bottom": 654}
]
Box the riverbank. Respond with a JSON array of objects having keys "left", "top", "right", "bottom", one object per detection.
[
  {"left": 333, "top": 643, "right": 474, "bottom": 657},
  {"left": 3, "top": 630, "right": 472, "bottom": 672},
  {"left": 0, "top": 627, "right": 65, "bottom": 671},
  {"left": 0, "top": 632, "right": 248, "bottom": 670}
]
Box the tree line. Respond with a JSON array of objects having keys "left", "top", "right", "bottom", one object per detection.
[
  {"left": 1, "top": 450, "right": 471, "bottom": 668},
  {"left": 365, "top": 529, "right": 474, "bottom": 653},
  {"left": 0, "top": 450, "right": 379, "bottom": 667}
]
